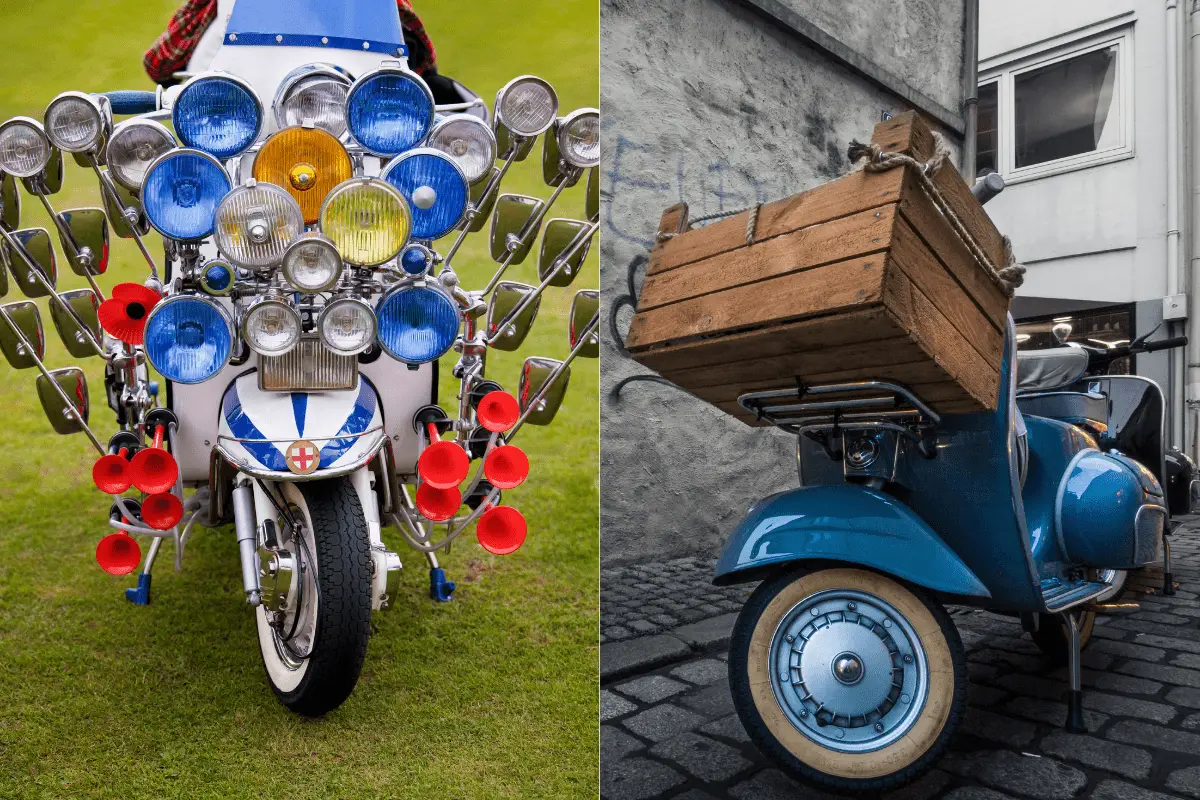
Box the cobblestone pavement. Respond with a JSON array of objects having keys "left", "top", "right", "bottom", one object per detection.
[
  {"left": 601, "top": 527, "right": 1200, "bottom": 799},
  {"left": 601, "top": 558, "right": 753, "bottom": 644}
]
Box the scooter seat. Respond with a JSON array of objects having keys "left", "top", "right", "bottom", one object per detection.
[
  {"left": 1016, "top": 347, "right": 1089, "bottom": 392},
  {"left": 1015, "top": 391, "right": 1107, "bottom": 428}
]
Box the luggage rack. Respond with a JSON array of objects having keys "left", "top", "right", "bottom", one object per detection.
[{"left": 738, "top": 380, "right": 941, "bottom": 456}]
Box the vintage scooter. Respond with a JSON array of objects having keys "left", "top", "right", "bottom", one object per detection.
[
  {"left": 718, "top": 317, "right": 1185, "bottom": 793},
  {"left": 0, "top": 0, "right": 599, "bottom": 716}
]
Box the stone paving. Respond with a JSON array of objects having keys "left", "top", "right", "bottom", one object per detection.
[{"left": 600, "top": 525, "right": 1200, "bottom": 799}]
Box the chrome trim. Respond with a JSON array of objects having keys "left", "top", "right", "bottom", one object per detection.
[
  {"left": 1134, "top": 503, "right": 1168, "bottom": 563},
  {"left": 259, "top": 336, "right": 358, "bottom": 390},
  {"left": 1053, "top": 447, "right": 1100, "bottom": 562},
  {"left": 215, "top": 427, "right": 387, "bottom": 482},
  {"left": 738, "top": 380, "right": 941, "bottom": 424}
]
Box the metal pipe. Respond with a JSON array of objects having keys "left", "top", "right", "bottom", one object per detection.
[
  {"left": 87, "top": 155, "right": 161, "bottom": 280},
  {"left": 1187, "top": 0, "right": 1200, "bottom": 462},
  {"left": 960, "top": 0, "right": 980, "bottom": 179},
  {"left": 1168, "top": 0, "right": 1185, "bottom": 448},
  {"left": 508, "top": 313, "right": 597, "bottom": 439},
  {"left": 231, "top": 481, "right": 262, "bottom": 606}
]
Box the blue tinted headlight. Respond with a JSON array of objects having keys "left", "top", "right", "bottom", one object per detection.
[
  {"left": 142, "top": 149, "right": 231, "bottom": 240},
  {"left": 173, "top": 75, "right": 262, "bottom": 158},
  {"left": 400, "top": 244, "right": 431, "bottom": 275},
  {"left": 381, "top": 149, "right": 468, "bottom": 240},
  {"left": 144, "top": 295, "right": 234, "bottom": 383},
  {"left": 376, "top": 285, "right": 460, "bottom": 363},
  {"left": 346, "top": 69, "right": 435, "bottom": 156}
]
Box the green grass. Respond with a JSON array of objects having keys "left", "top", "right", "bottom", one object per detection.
[{"left": 0, "top": 2, "right": 599, "bottom": 798}]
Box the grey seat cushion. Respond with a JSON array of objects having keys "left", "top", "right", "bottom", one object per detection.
[{"left": 1016, "top": 347, "right": 1090, "bottom": 393}]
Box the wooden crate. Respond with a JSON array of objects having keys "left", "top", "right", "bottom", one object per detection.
[{"left": 626, "top": 112, "right": 1011, "bottom": 426}]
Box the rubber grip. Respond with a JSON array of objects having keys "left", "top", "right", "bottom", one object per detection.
[
  {"left": 101, "top": 91, "right": 158, "bottom": 115},
  {"left": 1144, "top": 336, "right": 1188, "bottom": 353}
]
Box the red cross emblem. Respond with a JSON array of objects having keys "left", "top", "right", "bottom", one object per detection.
[{"left": 285, "top": 440, "right": 320, "bottom": 475}]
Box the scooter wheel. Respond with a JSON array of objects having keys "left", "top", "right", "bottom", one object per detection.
[
  {"left": 729, "top": 566, "right": 967, "bottom": 794},
  {"left": 1031, "top": 611, "right": 1095, "bottom": 665}
]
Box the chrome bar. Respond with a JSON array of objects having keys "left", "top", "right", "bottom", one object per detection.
[
  {"left": 508, "top": 313, "right": 597, "bottom": 439},
  {"left": 34, "top": 189, "right": 106, "bottom": 301},
  {"left": 739, "top": 380, "right": 941, "bottom": 423},
  {"left": 86, "top": 155, "right": 161, "bottom": 280},
  {"left": 231, "top": 481, "right": 262, "bottom": 606}
]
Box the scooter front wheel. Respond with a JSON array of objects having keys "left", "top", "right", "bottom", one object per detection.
[{"left": 729, "top": 566, "right": 967, "bottom": 794}]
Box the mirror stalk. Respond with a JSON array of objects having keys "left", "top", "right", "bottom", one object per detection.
[
  {"left": 32, "top": 188, "right": 106, "bottom": 301},
  {"left": 86, "top": 155, "right": 161, "bottom": 280},
  {"left": 483, "top": 179, "right": 572, "bottom": 295},
  {"left": 508, "top": 313, "right": 597, "bottom": 440}
]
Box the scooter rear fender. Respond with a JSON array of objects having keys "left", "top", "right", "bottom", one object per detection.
[{"left": 713, "top": 484, "right": 991, "bottom": 598}]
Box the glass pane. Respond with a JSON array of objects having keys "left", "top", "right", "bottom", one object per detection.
[
  {"left": 975, "top": 82, "right": 998, "bottom": 177},
  {"left": 1016, "top": 308, "right": 1133, "bottom": 374},
  {"left": 1014, "top": 45, "right": 1120, "bottom": 168}
]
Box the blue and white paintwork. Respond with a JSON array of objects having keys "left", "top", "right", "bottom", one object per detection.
[{"left": 216, "top": 371, "right": 385, "bottom": 477}]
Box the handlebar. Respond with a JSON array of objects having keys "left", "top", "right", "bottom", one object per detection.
[
  {"left": 1080, "top": 334, "right": 1188, "bottom": 370},
  {"left": 99, "top": 90, "right": 158, "bottom": 115},
  {"left": 1142, "top": 335, "right": 1189, "bottom": 353}
]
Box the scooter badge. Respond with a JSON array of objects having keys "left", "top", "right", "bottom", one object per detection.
[{"left": 285, "top": 439, "right": 320, "bottom": 475}]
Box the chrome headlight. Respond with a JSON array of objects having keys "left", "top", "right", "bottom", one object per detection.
[
  {"left": 143, "top": 294, "right": 234, "bottom": 384},
  {"left": 319, "top": 177, "right": 411, "bottom": 266},
  {"left": 44, "top": 91, "right": 106, "bottom": 153},
  {"left": 213, "top": 182, "right": 303, "bottom": 270},
  {"left": 557, "top": 108, "right": 600, "bottom": 169},
  {"left": 495, "top": 76, "right": 559, "bottom": 138},
  {"left": 426, "top": 114, "right": 496, "bottom": 185},
  {"left": 273, "top": 65, "right": 351, "bottom": 138},
  {"left": 346, "top": 67, "right": 435, "bottom": 156},
  {"left": 283, "top": 233, "right": 342, "bottom": 293},
  {"left": 173, "top": 74, "right": 263, "bottom": 159},
  {"left": 380, "top": 148, "right": 469, "bottom": 241},
  {"left": 105, "top": 119, "right": 176, "bottom": 190},
  {"left": 319, "top": 296, "right": 376, "bottom": 355},
  {"left": 242, "top": 297, "right": 301, "bottom": 356},
  {"left": 0, "top": 118, "right": 52, "bottom": 178},
  {"left": 142, "top": 149, "right": 232, "bottom": 240}
]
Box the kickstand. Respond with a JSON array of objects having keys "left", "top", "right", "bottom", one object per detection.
[
  {"left": 1063, "top": 610, "right": 1087, "bottom": 733},
  {"left": 1163, "top": 534, "right": 1176, "bottom": 596}
]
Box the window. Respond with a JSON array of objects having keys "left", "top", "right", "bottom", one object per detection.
[
  {"left": 1016, "top": 307, "right": 1133, "bottom": 374},
  {"left": 977, "top": 32, "right": 1131, "bottom": 182}
]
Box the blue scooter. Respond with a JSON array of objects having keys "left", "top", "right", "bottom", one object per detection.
[{"left": 718, "top": 317, "right": 1186, "bottom": 793}]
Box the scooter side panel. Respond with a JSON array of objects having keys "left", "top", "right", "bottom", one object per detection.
[
  {"left": 713, "top": 484, "right": 990, "bottom": 598},
  {"left": 1020, "top": 415, "right": 1095, "bottom": 575}
]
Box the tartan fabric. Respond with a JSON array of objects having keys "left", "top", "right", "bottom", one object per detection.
[{"left": 144, "top": 0, "right": 438, "bottom": 85}]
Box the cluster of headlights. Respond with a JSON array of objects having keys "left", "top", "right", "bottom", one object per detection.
[{"left": 0, "top": 66, "right": 599, "bottom": 387}]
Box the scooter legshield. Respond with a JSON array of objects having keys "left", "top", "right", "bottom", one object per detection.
[
  {"left": 216, "top": 371, "right": 385, "bottom": 478},
  {"left": 713, "top": 483, "right": 990, "bottom": 598}
]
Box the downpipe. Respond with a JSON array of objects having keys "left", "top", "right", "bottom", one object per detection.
[
  {"left": 232, "top": 477, "right": 262, "bottom": 607},
  {"left": 1187, "top": 0, "right": 1200, "bottom": 461}
]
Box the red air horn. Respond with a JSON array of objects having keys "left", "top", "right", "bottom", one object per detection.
[
  {"left": 414, "top": 406, "right": 469, "bottom": 489},
  {"left": 483, "top": 445, "right": 529, "bottom": 489},
  {"left": 93, "top": 431, "right": 140, "bottom": 494},
  {"left": 416, "top": 483, "right": 463, "bottom": 522},
  {"left": 96, "top": 532, "right": 141, "bottom": 576},
  {"left": 476, "top": 506, "right": 527, "bottom": 555},
  {"left": 129, "top": 409, "right": 179, "bottom": 495},
  {"left": 142, "top": 492, "right": 183, "bottom": 530},
  {"left": 476, "top": 390, "right": 520, "bottom": 433}
]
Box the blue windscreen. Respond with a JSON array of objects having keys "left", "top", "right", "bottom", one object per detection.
[{"left": 224, "top": 0, "right": 407, "bottom": 56}]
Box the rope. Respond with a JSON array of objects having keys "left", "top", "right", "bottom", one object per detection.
[
  {"left": 679, "top": 202, "right": 763, "bottom": 245},
  {"left": 846, "top": 134, "right": 1025, "bottom": 297}
]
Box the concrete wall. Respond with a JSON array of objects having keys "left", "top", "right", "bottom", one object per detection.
[{"left": 600, "top": 0, "right": 969, "bottom": 564}]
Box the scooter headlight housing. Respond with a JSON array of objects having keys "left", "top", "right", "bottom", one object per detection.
[
  {"left": 0, "top": 118, "right": 52, "bottom": 178},
  {"left": 44, "top": 91, "right": 106, "bottom": 153}
]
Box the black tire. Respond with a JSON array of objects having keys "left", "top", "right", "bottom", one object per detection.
[
  {"left": 261, "top": 477, "right": 373, "bottom": 717},
  {"left": 1030, "top": 611, "right": 1094, "bottom": 665},
  {"left": 729, "top": 567, "right": 969, "bottom": 794}
]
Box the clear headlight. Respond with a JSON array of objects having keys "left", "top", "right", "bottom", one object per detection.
[
  {"left": 0, "top": 118, "right": 52, "bottom": 178},
  {"left": 276, "top": 72, "right": 350, "bottom": 138},
  {"left": 495, "top": 76, "right": 559, "bottom": 137},
  {"left": 319, "top": 177, "right": 411, "bottom": 266},
  {"left": 105, "top": 119, "right": 176, "bottom": 190},
  {"left": 213, "top": 182, "right": 304, "bottom": 270},
  {"left": 557, "top": 108, "right": 600, "bottom": 168},
  {"left": 283, "top": 233, "right": 342, "bottom": 293},
  {"left": 44, "top": 92, "right": 105, "bottom": 153},
  {"left": 242, "top": 297, "right": 301, "bottom": 356},
  {"left": 319, "top": 296, "right": 376, "bottom": 355},
  {"left": 426, "top": 114, "right": 496, "bottom": 184}
]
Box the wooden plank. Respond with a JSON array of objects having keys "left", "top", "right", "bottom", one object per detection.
[
  {"left": 637, "top": 205, "right": 897, "bottom": 312},
  {"left": 896, "top": 168, "right": 1009, "bottom": 330},
  {"left": 646, "top": 168, "right": 906, "bottom": 276},
  {"left": 631, "top": 307, "right": 893, "bottom": 374},
  {"left": 881, "top": 263, "right": 1000, "bottom": 409},
  {"left": 887, "top": 215, "right": 1002, "bottom": 366},
  {"left": 871, "top": 110, "right": 937, "bottom": 161},
  {"left": 627, "top": 255, "right": 886, "bottom": 352}
]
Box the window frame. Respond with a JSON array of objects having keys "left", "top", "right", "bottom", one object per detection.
[{"left": 979, "top": 28, "right": 1134, "bottom": 184}]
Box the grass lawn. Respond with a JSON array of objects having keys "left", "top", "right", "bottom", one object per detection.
[{"left": 0, "top": 2, "right": 599, "bottom": 798}]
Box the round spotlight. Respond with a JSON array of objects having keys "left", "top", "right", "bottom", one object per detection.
[
  {"left": 213, "top": 181, "right": 304, "bottom": 270},
  {"left": 242, "top": 297, "right": 301, "bottom": 356},
  {"left": 44, "top": 91, "right": 106, "bottom": 153},
  {"left": 252, "top": 125, "right": 352, "bottom": 224},
  {"left": 141, "top": 149, "right": 232, "bottom": 240},
  {"left": 198, "top": 259, "right": 235, "bottom": 296},
  {"left": 105, "top": 119, "right": 176, "bottom": 190},
  {"left": 143, "top": 294, "right": 235, "bottom": 384},
  {"left": 283, "top": 233, "right": 343, "bottom": 293},
  {"left": 380, "top": 148, "right": 469, "bottom": 240},
  {"left": 495, "top": 76, "right": 559, "bottom": 137},
  {"left": 376, "top": 284, "right": 460, "bottom": 364},
  {"left": 173, "top": 74, "right": 263, "bottom": 159},
  {"left": 557, "top": 108, "right": 600, "bottom": 169},
  {"left": 318, "top": 296, "right": 376, "bottom": 355},
  {"left": 0, "top": 117, "right": 52, "bottom": 178},
  {"left": 426, "top": 114, "right": 496, "bottom": 184},
  {"left": 400, "top": 243, "right": 433, "bottom": 275},
  {"left": 346, "top": 67, "right": 436, "bottom": 156},
  {"left": 319, "top": 177, "right": 411, "bottom": 266},
  {"left": 273, "top": 65, "right": 351, "bottom": 138}
]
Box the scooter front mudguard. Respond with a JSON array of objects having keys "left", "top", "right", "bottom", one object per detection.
[
  {"left": 713, "top": 484, "right": 990, "bottom": 598},
  {"left": 215, "top": 371, "right": 386, "bottom": 480}
]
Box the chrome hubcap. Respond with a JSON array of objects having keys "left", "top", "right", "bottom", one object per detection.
[{"left": 769, "top": 588, "right": 929, "bottom": 753}]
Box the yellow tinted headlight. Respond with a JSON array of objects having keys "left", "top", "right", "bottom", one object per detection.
[
  {"left": 252, "top": 126, "right": 352, "bottom": 224},
  {"left": 319, "top": 177, "right": 411, "bottom": 266}
]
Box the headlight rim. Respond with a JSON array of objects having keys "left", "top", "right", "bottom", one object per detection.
[
  {"left": 282, "top": 232, "right": 344, "bottom": 293},
  {"left": 318, "top": 176, "right": 412, "bottom": 267},
  {"left": 494, "top": 75, "right": 560, "bottom": 138},
  {"left": 345, "top": 65, "right": 436, "bottom": 157},
  {"left": 43, "top": 91, "right": 107, "bottom": 154},
  {"left": 172, "top": 72, "right": 264, "bottom": 159},
  {"left": 426, "top": 113, "right": 497, "bottom": 185},
  {"left": 104, "top": 118, "right": 177, "bottom": 191},
  {"left": 375, "top": 282, "right": 461, "bottom": 364},
  {"left": 141, "top": 147, "right": 233, "bottom": 241},
  {"left": 379, "top": 146, "right": 470, "bottom": 241},
  {"left": 318, "top": 295, "right": 377, "bottom": 356},
  {"left": 556, "top": 107, "right": 600, "bottom": 169},
  {"left": 273, "top": 64, "right": 353, "bottom": 138},
  {"left": 212, "top": 180, "right": 305, "bottom": 271},
  {"left": 143, "top": 293, "right": 235, "bottom": 384},
  {"left": 0, "top": 117, "right": 53, "bottom": 178},
  {"left": 241, "top": 296, "right": 302, "bottom": 357}
]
